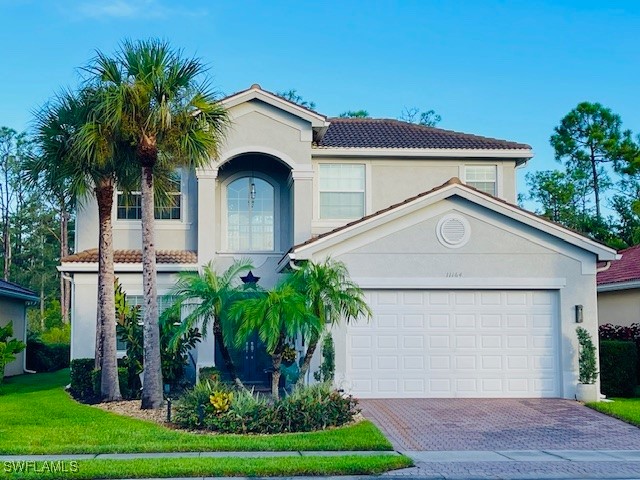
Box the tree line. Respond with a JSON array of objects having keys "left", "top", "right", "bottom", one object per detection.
[{"left": 523, "top": 102, "right": 640, "bottom": 249}]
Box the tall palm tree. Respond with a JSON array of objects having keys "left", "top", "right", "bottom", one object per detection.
[
  {"left": 291, "top": 259, "right": 371, "bottom": 386},
  {"left": 30, "top": 88, "right": 135, "bottom": 401},
  {"left": 169, "top": 261, "right": 252, "bottom": 389},
  {"left": 230, "top": 279, "right": 322, "bottom": 399},
  {"left": 85, "top": 39, "right": 229, "bottom": 409}
]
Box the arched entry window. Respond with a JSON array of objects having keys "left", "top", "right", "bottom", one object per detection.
[{"left": 227, "top": 177, "right": 275, "bottom": 251}]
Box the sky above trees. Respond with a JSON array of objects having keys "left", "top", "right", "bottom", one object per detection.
[{"left": 1, "top": 0, "right": 639, "bottom": 192}]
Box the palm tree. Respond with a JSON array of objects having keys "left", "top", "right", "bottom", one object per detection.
[
  {"left": 169, "top": 261, "right": 252, "bottom": 389},
  {"left": 84, "top": 39, "right": 229, "bottom": 409},
  {"left": 291, "top": 259, "right": 371, "bottom": 386},
  {"left": 230, "top": 279, "right": 322, "bottom": 399},
  {"left": 30, "top": 88, "right": 136, "bottom": 401}
]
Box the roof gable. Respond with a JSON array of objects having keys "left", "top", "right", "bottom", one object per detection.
[
  {"left": 221, "top": 84, "right": 329, "bottom": 128},
  {"left": 286, "top": 178, "right": 617, "bottom": 265}
]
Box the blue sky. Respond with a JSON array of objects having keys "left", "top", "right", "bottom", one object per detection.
[{"left": 1, "top": 0, "right": 639, "bottom": 195}]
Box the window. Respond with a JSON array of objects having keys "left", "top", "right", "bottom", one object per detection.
[
  {"left": 116, "top": 295, "right": 176, "bottom": 351},
  {"left": 227, "top": 176, "right": 275, "bottom": 252},
  {"left": 319, "top": 164, "right": 365, "bottom": 219},
  {"left": 465, "top": 165, "right": 497, "bottom": 195},
  {"left": 117, "top": 171, "right": 182, "bottom": 220}
]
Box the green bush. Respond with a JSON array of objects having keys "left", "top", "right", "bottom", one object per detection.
[
  {"left": 70, "top": 358, "right": 97, "bottom": 402},
  {"left": 26, "top": 339, "right": 70, "bottom": 372},
  {"left": 278, "top": 382, "right": 357, "bottom": 432},
  {"left": 174, "top": 381, "right": 358, "bottom": 433},
  {"left": 600, "top": 340, "right": 637, "bottom": 397},
  {"left": 198, "top": 367, "right": 221, "bottom": 384},
  {"left": 577, "top": 326, "right": 598, "bottom": 384},
  {"left": 313, "top": 335, "right": 335, "bottom": 383}
]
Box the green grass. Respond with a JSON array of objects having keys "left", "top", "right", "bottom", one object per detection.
[
  {"left": 3, "top": 455, "right": 413, "bottom": 479},
  {"left": 0, "top": 370, "right": 392, "bottom": 454},
  {"left": 587, "top": 397, "right": 640, "bottom": 426}
]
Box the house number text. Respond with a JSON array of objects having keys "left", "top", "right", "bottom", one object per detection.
[{"left": 446, "top": 272, "right": 462, "bottom": 278}]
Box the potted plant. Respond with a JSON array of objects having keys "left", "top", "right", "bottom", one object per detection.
[{"left": 576, "top": 326, "right": 599, "bottom": 402}]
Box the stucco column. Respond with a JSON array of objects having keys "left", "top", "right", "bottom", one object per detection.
[
  {"left": 290, "top": 170, "right": 315, "bottom": 245},
  {"left": 196, "top": 167, "right": 218, "bottom": 265}
]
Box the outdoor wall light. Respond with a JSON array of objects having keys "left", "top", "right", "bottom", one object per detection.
[{"left": 575, "top": 304, "right": 584, "bottom": 323}]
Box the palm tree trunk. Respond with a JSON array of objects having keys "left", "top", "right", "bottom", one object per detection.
[
  {"left": 140, "top": 164, "right": 164, "bottom": 409},
  {"left": 271, "top": 333, "right": 286, "bottom": 400},
  {"left": 96, "top": 181, "right": 121, "bottom": 402},
  {"left": 296, "top": 332, "right": 320, "bottom": 387},
  {"left": 60, "top": 199, "right": 70, "bottom": 324},
  {"left": 212, "top": 321, "right": 245, "bottom": 389}
]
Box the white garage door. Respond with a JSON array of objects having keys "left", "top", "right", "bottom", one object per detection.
[{"left": 346, "top": 290, "right": 559, "bottom": 398}]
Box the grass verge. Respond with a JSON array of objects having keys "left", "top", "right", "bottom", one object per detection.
[
  {"left": 3, "top": 455, "right": 413, "bottom": 479},
  {"left": 0, "top": 370, "right": 392, "bottom": 454},
  {"left": 587, "top": 398, "right": 640, "bottom": 426}
]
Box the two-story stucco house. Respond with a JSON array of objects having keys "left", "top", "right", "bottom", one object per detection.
[{"left": 61, "top": 84, "right": 617, "bottom": 399}]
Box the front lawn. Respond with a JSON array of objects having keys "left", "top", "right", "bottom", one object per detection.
[
  {"left": 0, "top": 370, "right": 392, "bottom": 454},
  {"left": 4, "top": 455, "right": 413, "bottom": 480},
  {"left": 587, "top": 398, "right": 640, "bottom": 426}
]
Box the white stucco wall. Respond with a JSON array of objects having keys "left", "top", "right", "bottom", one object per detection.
[
  {"left": 307, "top": 197, "right": 600, "bottom": 400},
  {"left": 70, "top": 271, "right": 181, "bottom": 360},
  {"left": 0, "top": 297, "right": 27, "bottom": 377}
]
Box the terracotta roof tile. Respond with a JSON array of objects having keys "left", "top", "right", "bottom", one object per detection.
[
  {"left": 315, "top": 118, "right": 531, "bottom": 150},
  {"left": 597, "top": 244, "right": 640, "bottom": 285},
  {"left": 62, "top": 249, "right": 197, "bottom": 264}
]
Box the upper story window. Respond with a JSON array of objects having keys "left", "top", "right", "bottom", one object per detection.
[
  {"left": 116, "top": 171, "right": 182, "bottom": 220},
  {"left": 465, "top": 165, "right": 497, "bottom": 196},
  {"left": 319, "top": 164, "right": 365, "bottom": 219},
  {"left": 227, "top": 176, "right": 275, "bottom": 252}
]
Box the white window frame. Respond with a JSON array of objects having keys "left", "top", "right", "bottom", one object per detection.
[
  {"left": 317, "top": 163, "right": 368, "bottom": 221},
  {"left": 463, "top": 165, "right": 499, "bottom": 196},
  {"left": 221, "top": 172, "right": 280, "bottom": 254},
  {"left": 114, "top": 168, "right": 190, "bottom": 229},
  {"left": 116, "top": 294, "right": 176, "bottom": 353}
]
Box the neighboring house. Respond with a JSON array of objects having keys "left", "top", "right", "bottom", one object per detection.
[
  {"left": 61, "top": 84, "right": 617, "bottom": 399},
  {"left": 598, "top": 244, "right": 640, "bottom": 326},
  {"left": 0, "top": 279, "right": 38, "bottom": 377}
]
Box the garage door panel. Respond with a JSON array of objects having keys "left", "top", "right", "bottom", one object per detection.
[{"left": 345, "top": 290, "right": 560, "bottom": 398}]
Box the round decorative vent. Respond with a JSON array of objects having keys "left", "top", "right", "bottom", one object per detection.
[{"left": 436, "top": 214, "right": 470, "bottom": 248}]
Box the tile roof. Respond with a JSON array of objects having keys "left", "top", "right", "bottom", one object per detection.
[
  {"left": 0, "top": 279, "right": 38, "bottom": 301},
  {"left": 597, "top": 244, "right": 640, "bottom": 285},
  {"left": 62, "top": 249, "right": 198, "bottom": 264},
  {"left": 315, "top": 118, "right": 531, "bottom": 150}
]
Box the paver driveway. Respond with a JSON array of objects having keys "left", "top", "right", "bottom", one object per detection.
[{"left": 360, "top": 398, "right": 640, "bottom": 451}]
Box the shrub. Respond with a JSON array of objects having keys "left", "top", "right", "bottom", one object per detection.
[
  {"left": 577, "top": 327, "right": 598, "bottom": 384},
  {"left": 600, "top": 340, "right": 637, "bottom": 397},
  {"left": 313, "top": 334, "right": 335, "bottom": 383},
  {"left": 40, "top": 324, "right": 71, "bottom": 344},
  {"left": 173, "top": 380, "right": 220, "bottom": 428},
  {"left": 198, "top": 366, "right": 221, "bottom": 383},
  {"left": 600, "top": 323, "right": 640, "bottom": 383},
  {"left": 174, "top": 381, "right": 358, "bottom": 434},
  {"left": 70, "top": 358, "right": 97, "bottom": 401},
  {"left": 0, "top": 322, "right": 26, "bottom": 383},
  {"left": 26, "top": 339, "right": 70, "bottom": 372},
  {"left": 278, "top": 382, "right": 358, "bottom": 432}
]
